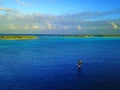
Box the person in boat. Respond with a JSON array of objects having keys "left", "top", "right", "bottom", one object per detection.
[{"left": 77, "top": 60, "right": 83, "bottom": 67}]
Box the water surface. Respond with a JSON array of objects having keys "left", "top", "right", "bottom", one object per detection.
[{"left": 0, "top": 36, "right": 120, "bottom": 90}]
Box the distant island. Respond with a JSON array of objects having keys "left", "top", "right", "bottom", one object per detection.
[
  {"left": 0, "top": 36, "right": 38, "bottom": 40},
  {"left": 0, "top": 35, "right": 120, "bottom": 40},
  {"left": 64, "top": 35, "right": 120, "bottom": 38}
]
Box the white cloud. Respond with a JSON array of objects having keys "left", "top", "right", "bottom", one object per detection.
[
  {"left": 111, "top": 22, "right": 119, "bottom": 30},
  {"left": 16, "top": 0, "right": 30, "bottom": 6},
  {"left": 0, "top": 7, "right": 13, "bottom": 12},
  {"left": 24, "top": 24, "right": 30, "bottom": 30},
  {"left": 46, "top": 22, "right": 52, "bottom": 30},
  {"left": 32, "top": 25, "right": 40, "bottom": 30},
  {"left": 64, "top": 26, "right": 68, "bottom": 30},
  {"left": 77, "top": 25, "right": 82, "bottom": 30},
  {"left": 9, "top": 24, "right": 19, "bottom": 30}
]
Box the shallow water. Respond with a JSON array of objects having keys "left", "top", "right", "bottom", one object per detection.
[{"left": 0, "top": 36, "right": 120, "bottom": 90}]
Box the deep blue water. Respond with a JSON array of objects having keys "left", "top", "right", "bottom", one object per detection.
[{"left": 0, "top": 36, "right": 120, "bottom": 90}]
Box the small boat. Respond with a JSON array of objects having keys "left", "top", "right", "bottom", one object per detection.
[{"left": 76, "top": 60, "right": 83, "bottom": 68}]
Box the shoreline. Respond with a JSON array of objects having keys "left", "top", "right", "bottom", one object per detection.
[
  {"left": 64, "top": 35, "right": 120, "bottom": 38},
  {"left": 0, "top": 35, "right": 120, "bottom": 40},
  {"left": 0, "top": 36, "right": 38, "bottom": 40}
]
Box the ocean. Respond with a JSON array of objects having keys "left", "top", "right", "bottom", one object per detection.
[{"left": 0, "top": 35, "right": 120, "bottom": 90}]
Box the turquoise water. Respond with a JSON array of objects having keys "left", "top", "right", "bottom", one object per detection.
[{"left": 0, "top": 36, "right": 120, "bottom": 90}]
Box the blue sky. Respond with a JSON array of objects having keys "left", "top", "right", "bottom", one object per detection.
[
  {"left": 2, "top": 0, "right": 120, "bottom": 14},
  {"left": 0, "top": 0, "right": 120, "bottom": 34}
]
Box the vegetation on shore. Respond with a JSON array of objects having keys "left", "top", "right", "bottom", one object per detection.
[
  {"left": 0, "top": 35, "right": 120, "bottom": 40},
  {"left": 64, "top": 35, "right": 120, "bottom": 38},
  {"left": 0, "top": 36, "right": 38, "bottom": 40}
]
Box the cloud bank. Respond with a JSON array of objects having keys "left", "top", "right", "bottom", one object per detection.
[{"left": 0, "top": 8, "right": 120, "bottom": 34}]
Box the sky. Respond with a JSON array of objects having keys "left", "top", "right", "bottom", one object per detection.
[{"left": 0, "top": 0, "right": 120, "bottom": 34}]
